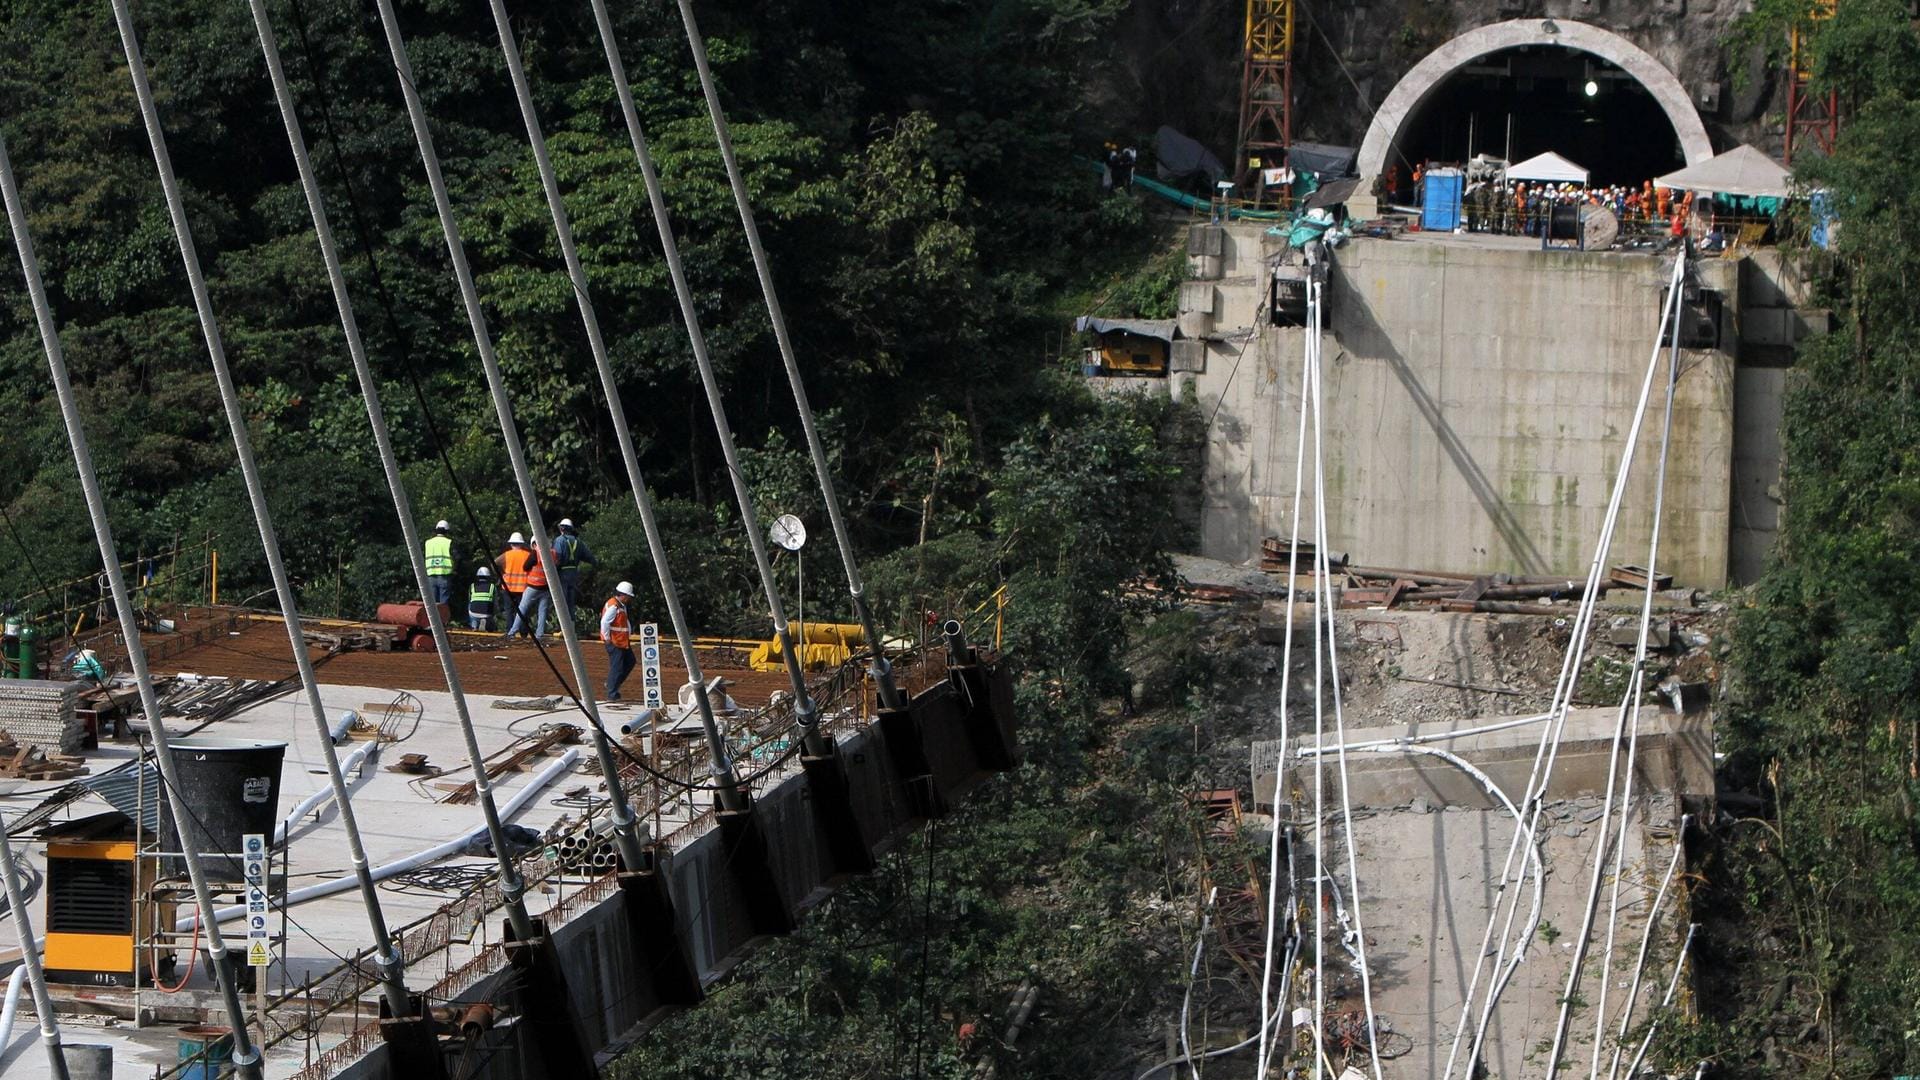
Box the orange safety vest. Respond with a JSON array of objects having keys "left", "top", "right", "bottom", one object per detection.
[
  {"left": 525, "top": 551, "right": 548, "bottom": 589},
  {"left": 500, "top": 547, "right": 533, "bottom": 591},
  {"left": 601, "top": 597, "right": 631, "bottom": 648}
]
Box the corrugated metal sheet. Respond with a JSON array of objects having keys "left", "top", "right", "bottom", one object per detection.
[{"left": 79, "top": 761, "right": 163, "bottom": 835}]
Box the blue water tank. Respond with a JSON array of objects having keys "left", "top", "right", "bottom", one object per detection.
[{"left": 1421, "top": 168, "right": 1463, "bottom": 231}]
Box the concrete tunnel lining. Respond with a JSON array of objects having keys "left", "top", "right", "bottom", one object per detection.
[{"left": 1357, "top": 18, "right": 1715, "bottom": 180}]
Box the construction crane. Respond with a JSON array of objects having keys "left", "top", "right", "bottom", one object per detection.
[
  {"left": 1234, "top": 0, "right": 1294, "bottom": 197},
  {"left": 1784, "top": 0, "right": 1839, "bottom": 163}
]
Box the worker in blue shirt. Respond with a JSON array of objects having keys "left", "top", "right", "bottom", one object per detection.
[{"left": 551, "top": 517, "right": 596, "bottom": 624}]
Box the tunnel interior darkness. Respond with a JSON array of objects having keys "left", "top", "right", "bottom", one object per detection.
[{"left": 1397, "top": 46, "right": 1685, "bottom": 186}]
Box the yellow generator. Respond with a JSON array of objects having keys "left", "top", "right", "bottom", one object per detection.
[{"left": 41, "top": 813, "right": 150, "bottom": 987}]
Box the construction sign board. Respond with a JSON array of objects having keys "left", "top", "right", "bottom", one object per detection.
[{"left": 638, "top": 622, "right": 663, "bottom": 709}]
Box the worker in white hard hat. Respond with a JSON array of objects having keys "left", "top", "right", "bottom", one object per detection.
[
  {"left": 423, "top": 520, "right": 456, "bottom": 608},
  {"left": 551, "top": 517, "right": 597, "bottom": 627},
  {"left": 600, "top": 580, "right": 637, "bottom": 701},
  {"left": 494, "top": 531, "right": 533, "bottom": 637},
  {"left": 466, "top": 566, "right": 498, "bottom": 632}
]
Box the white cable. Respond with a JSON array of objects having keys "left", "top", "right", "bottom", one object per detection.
[
  {"left": 1307, "top": 279, "right": 1385, "bottom": 1080},
  {"left": 1180, "top": 886, "right": 1220, "bottom": 1075},
  {"left": 1254, "top": 272, "right": 1316, "bottom": 1080},
  {"left": 1448, "top": 251, "right": 1689, "bottom": 1079},
  {"left": 1609, "top": 815, "right": 1691, "bottom": 1080},
  {"left": 1296, "top": 712, "right": 1552, "bottom": 757},
  {"left": 1620, "top": 923, "right": 1698, "bottom": 1079},
  {"left": 1308, "top": 314, "right": 1328, "bottom": 1080},
  {"left": 1583, "top": 270, "right": 1689, "bottom": 1080},
  {"left": 1550, "top": 253, "right": 1688, "bottom": 1080}
]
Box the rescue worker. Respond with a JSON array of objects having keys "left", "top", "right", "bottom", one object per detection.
[
  {"left": 424, "top": 520, "right": 455, "bottom": 607},
  {"left": 551, "top": 518, "right": 596, "bottom": 621},
  {"left": 495, "top": 532, "right": 533, "bottom": 637},
  {"left": 507, "top": 542, "right": 553, "bottom": 642},
  {"left": 600, "top": 580, "right": 636, "bottom": 701},
  {"left": 467, "top": 566, "right": 497, "bottom": 632}
]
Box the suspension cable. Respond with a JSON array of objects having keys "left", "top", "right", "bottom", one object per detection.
[
  {"left": 244, "top": 0, "right": 540, "bottom": 941},
  {"left": 366, "top": 0, "right": 646, "bottom": 871},
  {"left": 594, "top": 0, "right": 823, "bottom": 756},
  {"left": 1254, "top": 267, "right": 1311, "bottom": 1080},
  {"left": 483, "top": 0, "right": 742, "bottom": 809},
  {"left": 0, "top": 807, "right": 68, "bottom": 1080},
  {"left": 670, "top": 0, "right": 904, "bottom": 709},
  {"left": 1608, "top": 814, "right": 1691, "bottom": 1080},
  {"left": 107, "top": 0, "right": 415, "bottom": 1020},
  {"left": 1568, "top": 256, "right": 1689, "bottom": 1080},
  {"left": 0, "top": 126, "right": 260, "bottom": 1077},
  {"left": 1306, "top": 277, "right": 1385, "bottom": 1080},
  {"left": 1447, "top": 250, "right": 1689, "bottom": 1079}
]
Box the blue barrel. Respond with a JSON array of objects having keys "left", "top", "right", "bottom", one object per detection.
[
  {"left": 1421, "top": 169, "right": 1463, "bottom": 231},
  {"left": 177, "top": 1026, "right": 232, "bottom": 1080}
]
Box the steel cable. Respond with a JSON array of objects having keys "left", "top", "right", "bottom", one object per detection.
[
  {"left": 0, "top": 124, "right": 260, "bottom": 1076},
  {"left": 365, "top": 0, "right": 646, "bottom": 872},
  {"left": 243, "top": 0, "right": 559, "bottom": 945}
]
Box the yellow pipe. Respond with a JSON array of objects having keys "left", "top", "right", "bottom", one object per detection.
[{"left": 210, "top": 549, "right": 218, "bottom": 606}]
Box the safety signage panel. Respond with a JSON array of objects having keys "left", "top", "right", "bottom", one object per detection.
[
  {"left": 242, "top": 832, "right": 271, "bottom": 967},
  {"left": 638, "top": 622, "right": 663, "bottom": 709}
]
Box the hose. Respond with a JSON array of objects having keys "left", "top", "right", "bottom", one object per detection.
[{"left": 180, "top": 749, "right": 578, "bottom": 929}]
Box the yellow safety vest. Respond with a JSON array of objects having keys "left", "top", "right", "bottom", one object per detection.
[{"left": 424, "top": 535, "right": 453, "bottom": 576}]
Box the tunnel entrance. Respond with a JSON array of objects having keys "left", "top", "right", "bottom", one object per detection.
[
  {"left": 1398, "top": 47, "right": 1684, "bottom": 186},
  {"left": 1358, "top": 20, "right": 1713, "bottom": 186}
]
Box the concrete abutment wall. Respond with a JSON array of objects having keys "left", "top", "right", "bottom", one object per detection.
[{"left": 1167, "top": 223, "right": 1801, "bottom": 587}]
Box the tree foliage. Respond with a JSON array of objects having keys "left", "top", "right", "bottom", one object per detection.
[
  {"left": 1692, "top": 3, "right": 1920, "bottom": 1076},
  {"left": 0, "top": 0, "right": 1138, "bottom": 622}
]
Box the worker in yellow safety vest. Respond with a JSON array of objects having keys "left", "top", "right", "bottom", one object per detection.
[
  {"left": 600, "top": 581, "right": 636, "bottom": 701},
  {"left": 423, "top": 520, "right": 455, "bottom": 607},
  {"left": 466, "top": 567, "right": 497, "bottom": 632}
]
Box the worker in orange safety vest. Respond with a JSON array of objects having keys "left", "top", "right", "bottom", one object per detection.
[
  {"left": 494, "top": 532, "right": 533, "bottom": 638},
  {"left": 600, "top": 581, "right": 636, "bottom": 701}
]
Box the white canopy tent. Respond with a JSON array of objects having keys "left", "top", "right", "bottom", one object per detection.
[
  {"left": 1506, "top": 151, "right": 1590, "bottom": 185},
  {"left": 1653, "top": 145, "right": 1792, "bottom": 197}
]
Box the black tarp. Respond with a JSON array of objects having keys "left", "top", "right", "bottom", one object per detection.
[
  {"left": 1287, "top": 142, "right": 1357, "bottom": 179},
  {"left": 1153, "top": 125, "right": 1227, "bottom": 186}
]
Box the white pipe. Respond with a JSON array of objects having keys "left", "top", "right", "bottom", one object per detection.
[
  {"left": 183, "top": 749, "right": 577, "bottom": 928},
  {"left": 274, "top": 742, "right": 377, "bottom": 846},
  {"left": 327, "top": 710, "right": 357, "bottom": 746},
  {"left": 0, "top": 968, "right": 25, "bottom": 1064}
]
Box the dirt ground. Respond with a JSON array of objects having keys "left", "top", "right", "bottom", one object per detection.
[{"left": 79, "top": 610, "right": 804, "bottom": 706}]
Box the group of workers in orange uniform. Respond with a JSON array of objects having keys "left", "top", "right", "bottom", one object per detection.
[
  {"left": 423, "top": 518, "right": 642, "bottom": 699},
  {"left": 1386, "top": 161, "right": 1699, "bottom": 239}
]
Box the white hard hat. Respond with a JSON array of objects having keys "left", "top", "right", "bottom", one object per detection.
[
  {"left": 615, "top": 581, "right": 634, "bottom": 596},
  {"left": 509, "top": 531, "right": 526, "bottom": 544},
  {"left": 435, "top": 519, "right": 450, "bottom": 531},
  {"left": 476, "top": 566, "right": 491, "bottom": 576},
  {"left": 559, "top": 518, "right": 575, "bottom": 528}
]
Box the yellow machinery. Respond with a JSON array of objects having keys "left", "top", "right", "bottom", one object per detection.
[
  {"left": 747, "top": 621, "right": 867, "bottom": 672},
  {"left": 1087, "top": 332, "right": 1169, "bottom": 376},
  {"left": 42, "top": 813, "right": 152, "bottom": 987}
]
